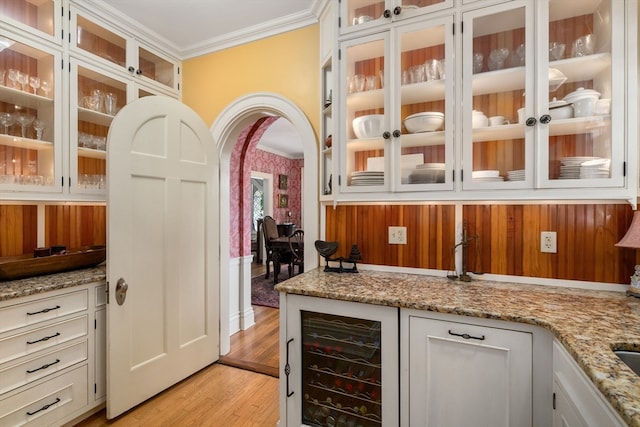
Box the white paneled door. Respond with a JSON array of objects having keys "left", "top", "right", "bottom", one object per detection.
[{"left": 106, "top": 96, "right": 219, "bottom": 418}]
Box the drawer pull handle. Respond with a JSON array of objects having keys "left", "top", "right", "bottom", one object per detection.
[
  {"left": 27, "top": 397, "right": 60, "bottom": 416},
  {"left": 448, "top": 330, "right": 485, "bottom": 341},
  {"left": 26, "top": 358, "right": 60, "bottom": 373},
  {"left": 27, "top": 305, "right": 61, "bottom": 315},
  {"left": 27, "top": 332, "right": 61, "bottom": 345},
  {"left": 285, "top": 338, "right": 294, "bottom": 397}
]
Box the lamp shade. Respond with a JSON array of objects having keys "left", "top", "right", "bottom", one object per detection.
[{"left": 616, "top": 211, "right": 640, "bottom": 248}]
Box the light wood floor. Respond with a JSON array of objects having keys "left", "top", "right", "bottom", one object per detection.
[{"left": 75, "top": 260, "right": 281, "bottom": 426}]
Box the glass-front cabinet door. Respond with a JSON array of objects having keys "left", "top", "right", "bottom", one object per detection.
[
  {"left": 538, "top": 0, "right": 619, "bottom": 189},
  {"left": 0, "top": 0, "right": 61, "bottom": 44},
  {"left": 339, "top": 33, "right": 389, "bottom": 193},
  {"left": 283, "top": 295, "right": 399, "bottom": 427},
  {"left": 394, "top": 16, "right": 453, "bottom": 192},
  {"left": 0, "top": 32, "right": 61, "bottom": 194},
  {"left": 70, "top": 60, "right": 128, "bottom": 195},
  {"left": 462, "top": 1, "right": 534, "bottom": 191},
  {"left": 339, "top": 0, "right": 452, "bottom": 35}
]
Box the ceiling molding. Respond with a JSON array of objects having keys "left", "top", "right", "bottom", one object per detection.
[{"left": 181, "top": 9, "right": 319, "bottom": 59}]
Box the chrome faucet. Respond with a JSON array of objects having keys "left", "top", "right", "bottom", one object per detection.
[{"left": 448, "top": 222, "right": 482, "bottom": 282}]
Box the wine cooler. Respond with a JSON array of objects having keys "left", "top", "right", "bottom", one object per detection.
[{"left": 282, "top": 295, "right": 398, "bottom": 427}]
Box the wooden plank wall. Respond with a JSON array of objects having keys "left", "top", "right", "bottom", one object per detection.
[
  {"left": 0, "top": 205, "right": 106, "bottom": 257},
  {"left": 326, "top": 203, "right": 637, "bottom": 285},
  {"left": 325, "top": 204, "right": 456, "bottom": 270},
  {"left": 0, "top": 205, "right": 37, "bottom": 256},
  {"left": 45, "top": 205, "right": 106, "bottom": 250}
]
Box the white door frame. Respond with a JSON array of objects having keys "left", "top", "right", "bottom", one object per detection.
[
  {"left": 211, "top": 92, "right": 318, "bottom": 354},
  {"left": 251, "top": 171, "right": 273, "bottom": 264}
]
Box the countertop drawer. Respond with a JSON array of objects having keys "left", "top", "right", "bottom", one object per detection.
[
  {"left": 0, "top": 341, "right": 88, "bottom": 395},
  {"left": 0, "top": 290, "right": 88, "bottom": 335},
  {"left": 0, "top": 364, "right": 88, "bottom": 426},
  {"left": 0, "top": 315, "right": 88, "bottom": 365}
]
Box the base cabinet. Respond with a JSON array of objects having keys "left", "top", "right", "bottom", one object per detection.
[
  {"left": 402, "top": 311, "right": 533, "bottom": 427},
  {"left": 0, "top": 282, "right": 105, "bottom": 426},
  {"left": 552, "top": 340, "right": 625, "bottom": 427}
]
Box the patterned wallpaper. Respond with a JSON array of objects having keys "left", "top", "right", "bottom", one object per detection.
[{"left": 228, "top": 116, "right": 303, "bottom": 257}]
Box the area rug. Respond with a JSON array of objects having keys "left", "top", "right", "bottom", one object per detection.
[{"left": 251, "top": 273, "right": 283, "bottom": 309}]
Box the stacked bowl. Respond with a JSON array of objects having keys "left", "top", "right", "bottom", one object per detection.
[{"left": 403, "top": 112, "right": 444, "bottom": 133}]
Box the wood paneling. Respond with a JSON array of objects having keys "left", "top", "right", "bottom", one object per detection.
[
  {"left": 326, "top": 203, "right": 635, "bottom": 285},
  {"left": 325, "top": 204, "right": 456, "bottom": 270},
  {"left": 45, "top": 205, "right": 106, "bottom": 250},
  {"left": 0, "top": 205, "right": 37, "bottom": 256}
]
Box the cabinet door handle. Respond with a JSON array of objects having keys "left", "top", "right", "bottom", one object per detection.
[
  {"left": 285, "top": 338, "right": 294, "bottom": 397},
  {"left": 382, "top": 131, "right": 391, "bottom": 139},
  {"left": 27, "top": 305, "right": 60, "bottom": 316},
  {"left": 539, "top": 114, "right": 551, "bottom": 124},
  {"left": 448, "top": 329, "right": 485, "bottom": 341},
  {"left": 525, "top": 117, "right": 537, "bottom": 127},
  {"left": 128, "top": 66, "right": 135, "bottom": 73},
  {"left": 26, "top": 397, "right": 60, "bottom": 416},
  {"left": 383, "top": 9, "right": 391, "bottom": 18},
  {"left": 392, "top": 129, "right": 401, "bottom": 138},
  {"left": 26, "top": 332, "right": 61, "bottom": 345},
  {"left": 136, "top": 68, "right": 143, "bottom": 75},
  {"left": 393, "top": 6, "right": 402, "bottom": 15}
]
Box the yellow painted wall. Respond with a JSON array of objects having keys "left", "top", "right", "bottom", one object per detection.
[{"left": 182, "top": 25, "right": 321, "bottom": 140}]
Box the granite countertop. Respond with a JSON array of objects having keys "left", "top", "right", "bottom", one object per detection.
[
  {"left": 0, "top": 265, "right": 107, "bottom": 302},
  {"left": 276, "top": 268, "right": 640, "bottom": 427}
]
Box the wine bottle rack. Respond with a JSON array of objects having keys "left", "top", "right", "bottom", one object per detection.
[{"left": 301, "top": 311, "right": 383, "bottom": 427}]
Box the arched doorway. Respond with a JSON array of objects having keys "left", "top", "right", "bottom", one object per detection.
[{"left": 211, "top": 92, "right": 318, "bottom": 355}]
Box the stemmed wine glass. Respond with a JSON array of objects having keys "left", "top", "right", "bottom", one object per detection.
[
  {"left": 16, "top": 71, "right": 29, "bottom": 92},
  {"left": 0, "top": 112, "right": 14, "bottom": 135},
  {"left": 40, "top": 80, "right": 51, "bottom": 97},
  {"left": 29, "top": 76, "right": 40, "bottom": 95},
  {"left": 15, "top": 113, "right": 34, "bottom": 138},
  {"left": 33, "top": 119, "right": 45, "bottom": 140},
  {"left": 7, "top": 69, "right": 18, "bottom": 89}
]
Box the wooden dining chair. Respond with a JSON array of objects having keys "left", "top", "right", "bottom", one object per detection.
[
  {"left": 288, "top": 229, "right": 304, "bottom": 277},
  {"left": 262, "top": 216, "right": 280, "bottom": 279}
]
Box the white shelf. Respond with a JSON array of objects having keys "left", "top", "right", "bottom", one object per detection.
[
  {"left": 78, "top": 146, "right": 106, "bottom": 159},
  {"left": 346, "top": 137, "right": 384, "bottom": 151},
  {"left": 78, "top": 107, "right": 115, "bottom": 127},
  {"left": 0, "top": 85, "right": 53, "bottom": 110},
  {"left": 0, "top": 134, "right": 53, "bottom": 150}
]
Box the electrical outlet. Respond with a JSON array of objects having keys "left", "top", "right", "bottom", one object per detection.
[
  {"left": 389, "top": 226, "right": 407, "bottom": 244},
  {"left": 541, "top": 231, "right": 557, "bottom": 253}
]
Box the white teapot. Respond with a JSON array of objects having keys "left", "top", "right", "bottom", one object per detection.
[{"left": 472, "top": 110, "right": 489, "bottom": 128}]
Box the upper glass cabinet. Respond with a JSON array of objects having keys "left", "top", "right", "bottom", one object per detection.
[
  {"left": 340, "top": 0, "right": 452, "bottom": 34},
  {"left": 0, "top": 32, "right": 61, "bottom": 194},
  {"left": 70, "top": 8, "right": 179, "bottom": 92},
  {"left": 0, "top": 0, "right": 61, "bottom": 43}
]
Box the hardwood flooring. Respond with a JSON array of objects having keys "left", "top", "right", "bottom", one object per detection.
[{"left": 74, "top": 260, "right": 281, "bottom": 426}]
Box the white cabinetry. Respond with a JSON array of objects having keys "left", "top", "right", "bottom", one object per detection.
[
  {"left": 0, "top": 282, "right": 106, "bottom": 426},
  {"left": 280, "top": 294, "right": 399, "bottom": 426},
  {"left": 552, "top": 340, "right": 626, "bottom": 427},
  {"left": 0, "top": 0, "right": 181, "bottom": 201},
  {"left": 401, "top": 309, "right": 536, "bottom": 426},
  {"left": 328, "top": 0, "right": 637, "bottom": 205}
]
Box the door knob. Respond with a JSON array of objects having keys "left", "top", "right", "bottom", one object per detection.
[
  {"left": 393, "top": 6, "right": 402, "bottom": 15},
  {"left": 392, "top": 129, "right": 401, "bottom": 138},
  {"left": 525, "top": 117, "right": 537, "bottom": 126},
  {"left": 383, "top": 9, "right": 391, "bottom": 18},
  {"left": 382, "top": 131, "right": 391, "bottom": 139},
  {"left": 115, "top": 278, "right": 128, "bottom": 305},
  {"left": 539, "top": 114, "right": 551, "bottom": 124}
]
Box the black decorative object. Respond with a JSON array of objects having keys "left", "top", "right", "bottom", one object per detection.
[{"left": 314, "top": 240, "right": 360, "bottom": 273}]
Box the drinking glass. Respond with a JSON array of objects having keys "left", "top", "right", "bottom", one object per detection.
[
  {"left": 33, "top": 119, "right": 45, "bottom": 140},
  {"left": 7, "top": 69, "right": 18, "bottom": 89},
  {"left": 0, "top": 112, "right": 14, "bottom": 134},
  {"left": 105, "top": 92, "right": 118, "bottom": 115},
  {"left": 40, "top": 80, "right": 51, "bottom": 97},
  {"left": 16, "top": 71, "right": 29, "bottom": 91},
  {"left": 15, "top": 113, "right": 34, "bottom": 138},
  {"left": 488, "top": 48, "right": 509, "bottom": 71},
  {"left": 29, "top": 76, "right": 40, "bottom": 95}
]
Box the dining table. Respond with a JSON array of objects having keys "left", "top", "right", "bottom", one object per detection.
[{"left": 268, "top": 235, "right": 302, "bottom": 284}]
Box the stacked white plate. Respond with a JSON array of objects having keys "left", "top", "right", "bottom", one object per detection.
[
  {"left": 507, "top": 169, "right": 525, "bottom": 181},
  {"left": 350, "top": 170, "right": 384, "bottom": 186},
  {"left": 409, "top": 163, "right": 445, "bottom": 184},
  {"left": 559, "top": 157, "right": 610, "bottom": 179},
  {"left": 472, "top": 170, "right": 504, "bottom": 182}
]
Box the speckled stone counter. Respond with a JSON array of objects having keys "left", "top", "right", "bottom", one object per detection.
[
  {"left": 276, "top": 268, "right": 640, "bottom": 427},
  {"left": 0, "top": 264, "right": 106, "bottom": 302}
]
